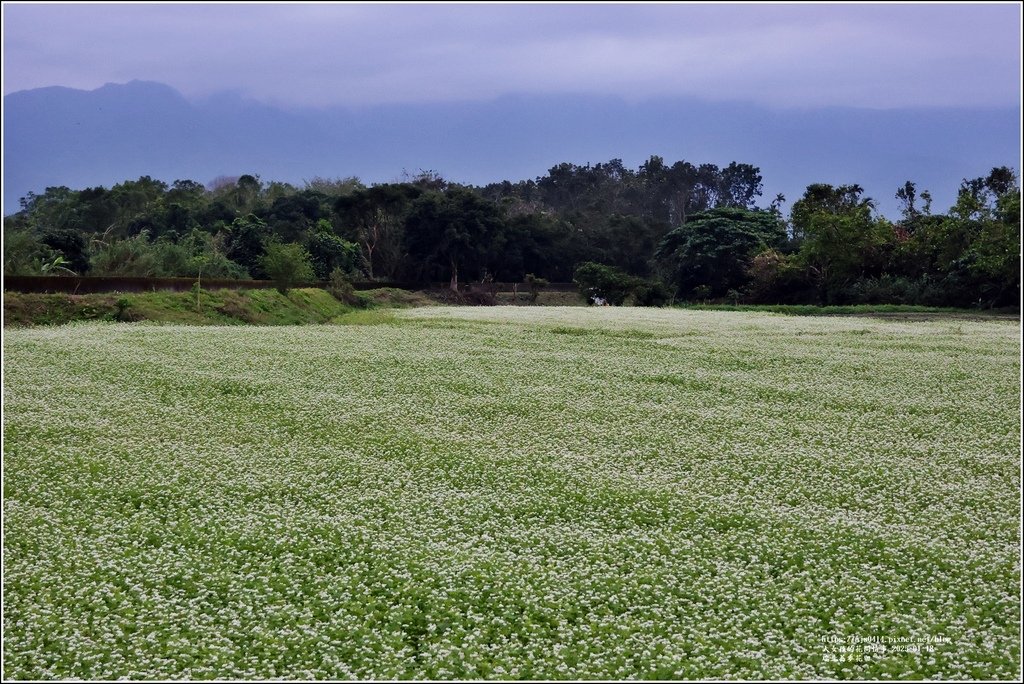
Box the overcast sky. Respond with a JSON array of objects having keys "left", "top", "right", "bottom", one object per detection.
[{"left": 2, "top": 2, "right": 1021, "bottom": 110}]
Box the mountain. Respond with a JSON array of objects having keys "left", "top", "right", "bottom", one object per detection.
[{"left": 3, "top": 80, "right": 1020, "bottom": 218}]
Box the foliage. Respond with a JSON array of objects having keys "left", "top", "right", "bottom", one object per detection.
[
  {"left": 572, "top": 261, "right": 637, "bottom": 305},
  {"left": 306, "top": 219, "right": 360, "bottom": 280},
  {"left": 89, "top": 231, "right": 162, "bottom": 276},
  {"left": 225, "top": 214, "right": 272, "bottom": 279},
  {"left": 745, "top": 249, "right": 804, "bottom": 303},
  {"left": 789, "top": 184, "right": 894, "bottom": 304},
  {"left": 3, "top": 161, "right": 1018, "bottom": 308},
  {"left": 336, "top": 184, "right": 421, "bottom": 280},
  {"left": 524, "top": 273, "right": 549, "bottom": 303},
  {"left": 572, "top": 261, "right": 668, "bottom": 306},
  {"left": 404, "top": 187, "right": 506, "bottom": 290},
  {"left": 261, "top": 242, "right": 316, "bottom": 294},
  {"left": 655, "top": 207, "right": 787, "bottom": 299},
  {"left": 40, "top": 255, "right": 77, "bottom": 276},
  {"left": 630, "top": 279, "right": 673, "bottom": 306},
  {"left": 3, "top": 229, "right": 66, "bottom": 275},
  {"left": 327, "top": 267, "right": 369, "bottom": 308}
]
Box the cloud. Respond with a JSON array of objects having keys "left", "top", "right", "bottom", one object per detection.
[{"left": 2, "top": 3, "right": 1020, "bottom": 109}]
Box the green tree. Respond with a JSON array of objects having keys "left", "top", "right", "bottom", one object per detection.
[
  {"left": 655, "top": 207, "right": 787, "bottom": 299},
  {"left": 225, "top": 214, "right": 272, "bottom": 278},
  {"left": 335, "top": 184, "right": 421, "bottom": 280},
  {"left": 405, "top": 188, "right": 506, "bottom": 290},
  {"left": 262, "top": 242, "right": 316, "bottom": 294},
  {"left": 950, "top": 167, "right": 1021, "bottom": 306},
  {"left": 572, "top": 262, "right": 636, "bottom": 305},
  {"left": 790, "top": 184, "right": 890, "bottom": 303},
  {"left": 306, "top": 219, "right": 360, "bottom": 280},
  {"left": 262, "top": 190, "right": 329, "bottom": 244}
]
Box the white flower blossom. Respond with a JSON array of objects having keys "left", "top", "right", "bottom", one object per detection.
[{"left": 2, "top": 308, "right": 1019, "bottom": 679}]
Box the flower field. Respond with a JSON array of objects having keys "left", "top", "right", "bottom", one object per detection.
[{"left": 3, "top": 307, "right": 1020, "bottom": 680}]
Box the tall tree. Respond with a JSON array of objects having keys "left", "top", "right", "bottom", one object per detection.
[
  {"left": 790, "top": 184, "right": 889, "bottom": 303},
  {"left": 404, "top": 188, "right": 506, "bottom": 290},
  {"left": 335, "top": 184, "right": 421, "bottom": 280},
  {"left": 655, "top": 207, "right": 787, "bottom": 298}
]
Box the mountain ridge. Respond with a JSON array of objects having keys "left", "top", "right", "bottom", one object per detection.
[{"left": 3, "top": 80, "right": 1019, "bottom": 218}]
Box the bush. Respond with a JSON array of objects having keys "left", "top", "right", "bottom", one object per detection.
[
  {"left": 327, "top": 267, "right": 368, "bottom": 307},
  {"left": 262, "top": 242, "right": 316, "bottom": 294},
  {"left": 89, "top": 233, "right": 161, "bottom": 277},
  {"left": 573, "top": 262, "right": 635, "bottom": 305},
  {"left": 631, "top": 280, "right": 673, "bottom": 306},
  {"left": 525, "top": 273, "right": 549, "bottom": 303},
  {"left": 573, "top": 262, "right": 670, "bottom": 307},
  {"left": 745, "top": 249, "right": 806, "bottom": 304},
  {"left": 845, "top": 275, "right": 925, "bottom": 305}
]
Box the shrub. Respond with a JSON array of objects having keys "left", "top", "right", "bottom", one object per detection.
[
  {"left": 573, "top": 262, "right": 635, "bottom": 305},
  {"left": 327, "top": 267, "right": 367, "bottom": 307},
  {"left": 573, "top": 262, "right": 670, "bottom": 307},
  {"left": 845, "top": 275, "right": 925, "bottom": 305},
  {"left": 89, "top": 233, "right": 161, "bottom": 277},
  {"left": 262, "top": 242, "right": 316, "bottom": 294},
  {"left": 525, "top": 273, "right": 549, "bottom": 303},
  {"left": 631, "top": 280, "right": 673, "bottom": 306}
]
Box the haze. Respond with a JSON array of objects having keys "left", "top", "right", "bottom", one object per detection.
[{"left": 3, "top": 3, "right": 1020, "bottom": 110}]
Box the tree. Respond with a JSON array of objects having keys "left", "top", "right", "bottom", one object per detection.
[
  {"left": 225, "top": 214, "right": 272, "bottom": 278},
  {"left": 39, "top": 227, "right": 89, "bottom": 274},
  {"left": 262, "top": 242, "right": 316, "bottom": 294},
  {"left": 404, "top": 188, "right": 506, "bottom": 290},
  {"left": 336, "top": 184, "right": 421, "bottom": 280},
  {"left": 262, "top": 190, "right": 329, "bottom": 244},
  {"left": 790, "top": 184, "right": 889, "bottom": 303},
  {"left": 108, "top": 176, "right": 169, "bottom": 236},
  {"left": 655, "top": 207, "right": 787, "bottom": 299},
  {"left": 895, "top": 181, "right": 920, "bottom": 221},
  {"left": 717, "top": 162, "right": 764, "bottom": 209},
  {"left": 887, "top": 168, "right": 1020, "bottom": 307},
  {"left": 948, "top": 167, "right": 1021, "bottom": 306},
  {"left": 306, "top": 219, "right": 359, "bottom": 280},
  {"left": 572, "top": 262, "right": 637, "bottom": 305}
]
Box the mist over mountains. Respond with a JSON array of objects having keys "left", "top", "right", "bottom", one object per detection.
[{"left": 3, "top": 80, "right": 1019, "bottom": 219}]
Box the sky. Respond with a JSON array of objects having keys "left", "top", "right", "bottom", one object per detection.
[{"left": 2, "top": 2, "right": 1022, "bottom": 111}]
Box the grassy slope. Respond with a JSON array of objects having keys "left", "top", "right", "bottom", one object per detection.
[
  {"left": 5, "top": 286, "right": 1014, "bottom": 328},
  {"left": 1, "top": 287, "right": 438, "bottom": 328}
]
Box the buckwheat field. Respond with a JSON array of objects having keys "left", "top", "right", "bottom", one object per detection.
[{"left": 3, "top": 307, "right": 1020, "bottom": 680}]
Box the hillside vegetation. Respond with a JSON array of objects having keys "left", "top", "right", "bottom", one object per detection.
[{"left": 2, "top": 287, "right": 436, "bottom": 328}]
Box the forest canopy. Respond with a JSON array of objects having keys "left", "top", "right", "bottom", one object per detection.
[{"left": 3, "top": 159, "right": 1019, "bottom": 308}]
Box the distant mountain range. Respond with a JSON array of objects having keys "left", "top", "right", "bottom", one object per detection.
[{"left": 3, "top": 79, "right": 1019, "bottom": 219}]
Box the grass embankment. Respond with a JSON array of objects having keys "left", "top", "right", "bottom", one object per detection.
[
  {"left": 6, "top": 287, "right": 1014, "bottom": 327},
  {"left": 2, "top": 287, "right": 436, "bottom": 328}
]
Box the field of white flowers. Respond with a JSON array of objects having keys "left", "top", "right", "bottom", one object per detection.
[{"left": 3, "top": 307, "right": 1020, "bottom": 680}]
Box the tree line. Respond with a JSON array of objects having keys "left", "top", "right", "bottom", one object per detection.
[{"left": 3, "top": 158, "right": 1019, "bottom": 307}]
